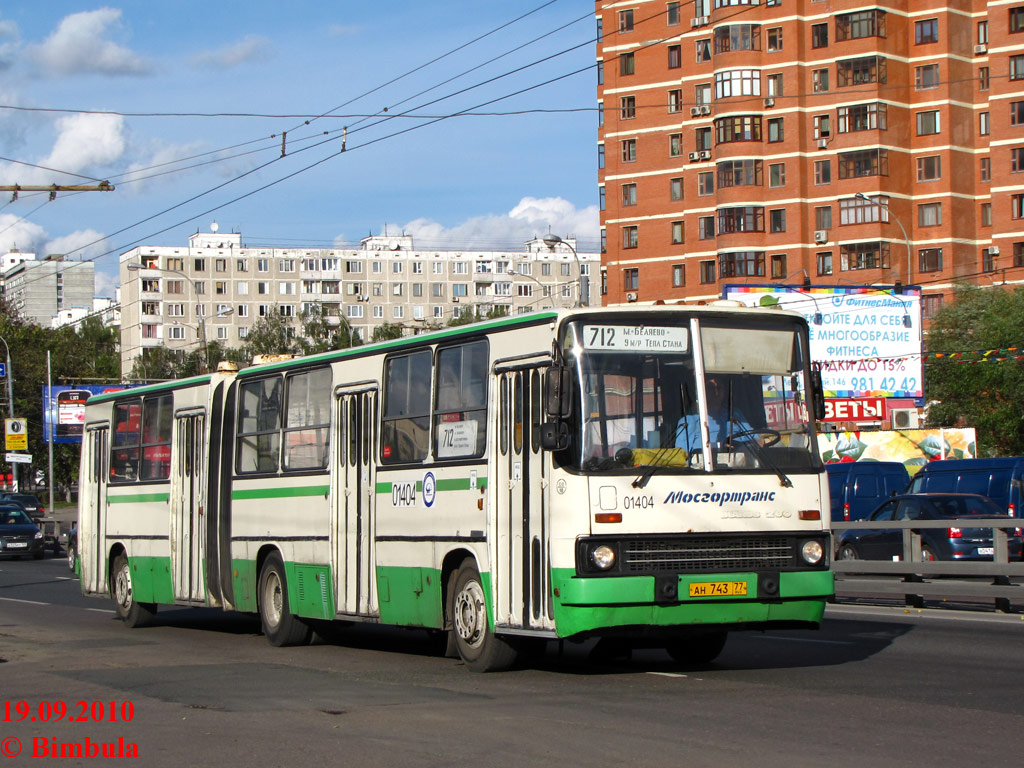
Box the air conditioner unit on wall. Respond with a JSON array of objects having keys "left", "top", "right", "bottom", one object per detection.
[
  {"left": 817, "top": 138, "right": 828, "bottom": 149},
  {"left": 626, "top": 291, "right": 638, "bottom": 302},
  {"left": 892, "top": 408, "right": 920, "bottom": 429},
  {"left": 763, "top": 98, "right": 775, "bottom": 107},
  {"left": 814, "top": 230, "right": 828, "bottom": 244},
  {"left": 989, "top": 245, "right": 1000, "bottom": 255},
  {"left": 699, "top": 105, "right": 711, "bottom": 115},
  {"left": 974, "top": 44, "right": 988, "bottom": 54},
  {"left": 699, "top": 150, "right": 711, "bottom": 160},
  {"left": 690, "top": 107, "right": 701, "bottom": 117},
  {"left": 690, "top": 18, "right": 701, "bottom": 28},
  {"left": 689, "top": 152, "right": 699, "bottom": 161}
]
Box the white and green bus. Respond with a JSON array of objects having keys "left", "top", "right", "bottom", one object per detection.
[{"left": 78, "top": 304, "right": 832, "bottom": 671}]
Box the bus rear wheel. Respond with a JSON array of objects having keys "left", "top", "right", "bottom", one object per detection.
[
  {"left": 450, "top": 559, "right": 518, "bottom": 672},
  {"left": 111, "top": 553, "right": 156, "bottom": 628},
  {"left": 665, "top": 631, "right": 728, "bottom": 665},
  {"left": 258, "top": 553, "right": 312, "bottom": 647}
]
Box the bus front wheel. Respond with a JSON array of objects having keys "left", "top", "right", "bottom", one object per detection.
[
  {"left": 111, "top": 553, "right": 156, "bottom": 628},
  {"left": 665, "top": 631, "right": 728, "bottom": 665},
  {"left": 258, "top": 553, "right": 312, "bottom": 647},
  {"left": 450, "top": 559, "right": 518, "bottom": 672}
]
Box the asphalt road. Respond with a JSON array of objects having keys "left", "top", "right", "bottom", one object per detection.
[{"left": 1, "top": 556, "right": 1022, "bottom": 767}]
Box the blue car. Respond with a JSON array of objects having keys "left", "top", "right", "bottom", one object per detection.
[
  {"left": 836, "top": 493, "right": 1024, "bottom": 562},
  {"left": 0, "top": 504, "right": 45, "bottom": 560}
]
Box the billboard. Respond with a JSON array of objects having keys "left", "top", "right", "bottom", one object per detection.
[
  {"left": 42, "top": 385, "right": 130, "bottom": 444},
  {"left": 725, "top": 284, "right": 923, "bottom": 400}
]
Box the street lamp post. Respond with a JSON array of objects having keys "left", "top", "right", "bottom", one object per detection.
[
  {"left": 0, "top": 334, "right": 16, "bottom": 491},
  {"left": 542, "top": 234, "right": 588, "bottom": 307},
  {"left": 127, "top": 263, "right": 210, "bottom": 373},
  {"left": 855, "top": 193, "right": 913, "bottom": 286}
]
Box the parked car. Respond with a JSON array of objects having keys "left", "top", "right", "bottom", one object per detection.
[
  {"left": 836, "top": 493, "right": 1024, "bottom": 561},
  {"left": 905, "top": 457, "right": 1024, "bottom": 517},
  {"left": 0, "top": 504, "right": 45, "bottom": 559},
  {"left": 826, "top": 461, "right": 911, "bottom": 522},
  {"left": 66, "top": 524, "right": 78, "bottom": 572},
  {"left": 0, "top": 493, "right": 57, "bottom": 552}
]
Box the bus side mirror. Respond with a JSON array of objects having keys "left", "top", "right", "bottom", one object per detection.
[
  {"left": 540, "top": 422, "right": 569, "bottom": 451},
  {"left": 544, "top": 366, "right": 571, "bottom": 418},
  {"left": 811, "top": 367, "right": 826, "bottom": 422}
]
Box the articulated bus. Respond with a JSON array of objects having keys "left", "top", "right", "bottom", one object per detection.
[{"left": 78, "top": 305, "right": 832, "bottom": 671}]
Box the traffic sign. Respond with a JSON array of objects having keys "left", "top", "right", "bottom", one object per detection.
[
  {"left": 5, "top": 418, "right": 27, "bottom": 450},
  {"left": 5, "top": 453, "right": 31, "bottom": 464},
  {"left": 0, "top": 362, "right": 6, "bottom": 377}
]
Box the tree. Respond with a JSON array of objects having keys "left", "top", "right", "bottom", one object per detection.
[
  {"left": 296, "top": 304, "right": 361, "bottom": 355},
  {"left": 241, "top": 309, "right": 296, "bottom": 359},
  {"left": 446, "top": 305, "right": 509, "bottom": 327},
  {"left": 924, "top": 284, "right": 1024, "bottom": 456},
  {"left": 371, "top": 322, "right": 404, "bottom": 342}
]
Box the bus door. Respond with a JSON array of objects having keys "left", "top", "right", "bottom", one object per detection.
[
  {"left": 492, "top": 365, "right": 553, "bottom": 631},
  {"left": 331, "top": 385, "right": 378, "bottom": 617},
  {"left": 80, "top": 424, "right": 109, "bottom": 595},
  {"left": 171, "top": 409, "right": 206, "bottom": 603}
]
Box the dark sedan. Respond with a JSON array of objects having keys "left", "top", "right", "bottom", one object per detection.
[
  {"left": 836, "top": 493, "right": 1024, "bottom": 562},
  {"left": 0, "top": 505, "right": 45, "bottom": 559}
]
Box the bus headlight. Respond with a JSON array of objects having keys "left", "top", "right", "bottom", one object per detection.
[
  {"left": 800, "top": 540, "right": 824, "bottom": 565},
  {"left": 591, "top": 544, "right": 616, "bottom": 570}
]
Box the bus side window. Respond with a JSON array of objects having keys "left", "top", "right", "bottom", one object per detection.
[
  {"left": 111, "top": 400, "right": 142, "bottom": 482},
  {"left": 382, "top": 350, "right": 431, "bottom": 463},
  {"left": 140, "top": 395, "right": 173, "bottom": 481},
  {"left": 283, "top": 367, "right": 332, "bottom": 471},
  {"left": 434, "top": 341, "right": 488, "bottom": 460},
  {"left": 236, "top": 377, "right": 283, "bottom": 474}
]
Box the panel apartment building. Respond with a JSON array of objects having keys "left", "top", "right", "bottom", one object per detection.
[
  {"left": 0, "top": 250, "right": 96, "bottom": 327},
  {"left": 119, "top": 229, "right": 595, "bottom": 375},
  {"left": 597, "top": 1, "right": 1024, "bottom": 315}
]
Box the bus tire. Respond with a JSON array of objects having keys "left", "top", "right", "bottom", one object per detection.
[
  {"left": 665, "top": 631, "right": 728, "bottom": 665},
  {"left": 111, "top": 553, "right": 156, "bottom": 628},
  {"left": 451, "top": 559, "right": 518, "bottom": 672},
  {"left": 258, "top": 553, "right": 312, "bottom": 647}
]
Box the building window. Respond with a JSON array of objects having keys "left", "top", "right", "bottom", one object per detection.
[
  {"left": 979, "top": 67, "right": 990, "bottom": 91},
  {"left": 979, "top": 111, "right": 990, "bottom": 136},
  {"left": 1012, "top": 194, "right": 1024, "bottom": 219},
  {"left": 622, "top": 183, "right": 637, "bottom": 207},
  {"left": 668, "top": 89, "right": 683, "bottom": 113},
  {"left": 1011, "top": 7, "right": 1024, "bottom": 33},
  {"left": 670, "top": 133, "right": 684, "bottom": 156},
  {"left": 915, "top": 64, "right": 939, "bottom": 90},
  {"left": 922, "top": 294, "right": 944, "bottom": 319},
  {"left": 621, "top": 139, "right": 637, "bottom": 162},
  {"left": 696, "top": 39, "right": 711, "bottom": 63},
  {"left": 194, "top": 258, "right": 206, "bottom": 272},
  {"left": 915, "top": 19, "right": 938, "bottom": 44},
  {"left": 814, "top": 160, "right": 831, "bottom": 185},
  {"left": 840, "top": 195, "right": 888, "bottom": 225},
  {"left": 981, "top": 157, "right": 991, "bottom": 182},
  {"left": 769, "top": 209, "right": 786, "bottom": 233},
  {"left": 699, "top": 260, "right": 716, "bottom": 284},
  {"left": 1012, "top": 148, "right": 1024, "bottom": 173},
  {"left": 667, "top": 45, "right": 681, "bottom": 69},
  {"left": 837, "top": 56, "right": 886, "bottom": 87},
  {"left": 811, "top": 24, "right": 828, "bottom": 48},
  {"left": 698, "top": 172, "right": 714, "bottom": 196},
  {"left": 695, "top": 127, "right": 712, "bottom": 151},
  {"left": 618, "top": 9, "right": 634, "bottom": 32},
  {"left": 670, "top": 177, "right": 684, "bottom": 201},
  {"left": 695, "top": 83, "right": 711, "bottom": 106},
  {"left": 916, "top": 110, "right": 940, "bottom": 135},
  {"left": 698, "top": 216, "right": 715, "bottom": 240},
  {"left": 838, "top": 149, "right": 889, "bottom": 179},
  {"left": 671, "top": 221, "right": 685, "bottom": 244},
  {"left": 767, "top": 118, "right": 784, "bottom": 143},
  {"left": 623, "top": 268, "right": 639, "bottom": 291},
  {"left": 623, "top": 226, "right": 639, "bottom": 249},
  {"left": 1011, "top": 55, "right": 1024, "bottom": 80},
  {"left": 718, "top": 159, "right": 762, "bottom": 188},
  {"left": 716, "top": 115, "right": 762, "bottom": 143},
  {"left": 981, "top": 202, "right": 992, "bottom": 227},
  {"left": 812, "top": 69, "right": 829, "bottom": 93},
  {"left": 714, "top": 24, "right": 760, "bottom": 54},
  {"left": 770, "top": 254, "right": 787, "bottom": 279},
  {"left": 672, "top": 264, "right": 685, "bottom": 287},
  {"left": 719, "top": 251, "right": 765, "bottom": 278},
  {"left": 836, "top": 10, "right": 886, "bottom": 41},
  {"left": 1012, "top": 101, "right": 1024, "bottom": 126},
  {"left": 815, "top": 206, "right": 832, "bottom": 230},
  {"left": 919, "top": 248, "right": 943, "bottom": 272},
  {"left": 766, "top": 73, "right": 783, "bottom": 97},
  {"left": 168, "top": 326, "right": 185, "bottom": 340},
  {"left": 817, "top": 252, "right": 833, "bottom": 276},
  {"left": 667, "top": 2, "right": 680, "bottom": 26},
  {"left": 917, "top": 155, "right": 941, "bottom": 181},
  {"left": 813, "top": 115, "right": 831, "bottom": 140},
  {"left": 1016, "top": 242, "right": 1024, "bottom": 267},
  {"left": 766, "top": 27, "right": 782, "bottom": 52},
  {"left": 620, "top": 52, "right": 635, "bottom": 75},
  {"left": 918, "top": 202, "right": 942, "bottom": 227},
  {"left": 717, "top": 207, "right": 765, "bottom": 234},
  {"left": 715, "top": 69, "right": 761, "bottom": 99},
  {"left": 620, "top": 95, "right": 636, "bottom": 119},
  {"left": 840, "top": 242, "right": 890, "bottom": 271}
]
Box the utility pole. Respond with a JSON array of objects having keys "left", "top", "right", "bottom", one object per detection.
[{"left": 2, "top": 182, "right": 115, "bottom": 200}]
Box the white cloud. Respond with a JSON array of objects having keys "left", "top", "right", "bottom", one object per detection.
[
  {"left": 399, "top": 196, "right": 599, "bottom": 251},
  {"left": 29, "top": 8, "right": 149, "bottom": 76},
  {"left": 0, "top": 215, "right": 46, "bottom": 254},
  {"left": 42, "top": 113, "right": 127, "bottom": 179},
  {"left": 0, "top": 18, "right": 19, "bottom": 71},
  {"left": 189, "top": 35, "right": 271, "bottom": 70},
  {"left": 44, "top": 229, "right": 108, "bottom": 261}
]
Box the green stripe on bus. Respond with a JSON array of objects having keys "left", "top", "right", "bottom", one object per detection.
[
  {"left": 231, "top": 485, "right": 330, "bottom": 500},
  {"left": 107, "top": 493, "right": 170, "bottom": 504},
  {"left": 375, "top": 477, "right": 487, "bottom": 494}
]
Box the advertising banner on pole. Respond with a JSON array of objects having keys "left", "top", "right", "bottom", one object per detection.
[{"left": 42, "top": 385, "right": 130, "bottom": 443}]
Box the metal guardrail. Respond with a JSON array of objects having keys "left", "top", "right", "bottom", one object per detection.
[{"left": 830, "top": 518, "right": 1024, "bottom": 612}]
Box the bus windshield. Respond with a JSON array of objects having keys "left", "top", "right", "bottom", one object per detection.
[{"left": 562, "top": 315, "right": 820, "bottom": 475}]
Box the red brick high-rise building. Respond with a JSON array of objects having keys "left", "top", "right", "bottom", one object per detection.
[{"left": 596, "top": 1, "right": 1024, "bottom": 318}]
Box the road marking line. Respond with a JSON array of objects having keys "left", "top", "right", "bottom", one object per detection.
[
  {"left": 647, "top": 672, "right": 688, "bottom": 678},
  {"left": 87, "top": 608, "right": 116, "bottom": 614},
  {"left": 0, "top": 596, "right": 48, "bottom": 605}
]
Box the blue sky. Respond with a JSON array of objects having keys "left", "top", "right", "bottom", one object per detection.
[{"left": 0, "top": 2, "right": 599, "bottom": 296}]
